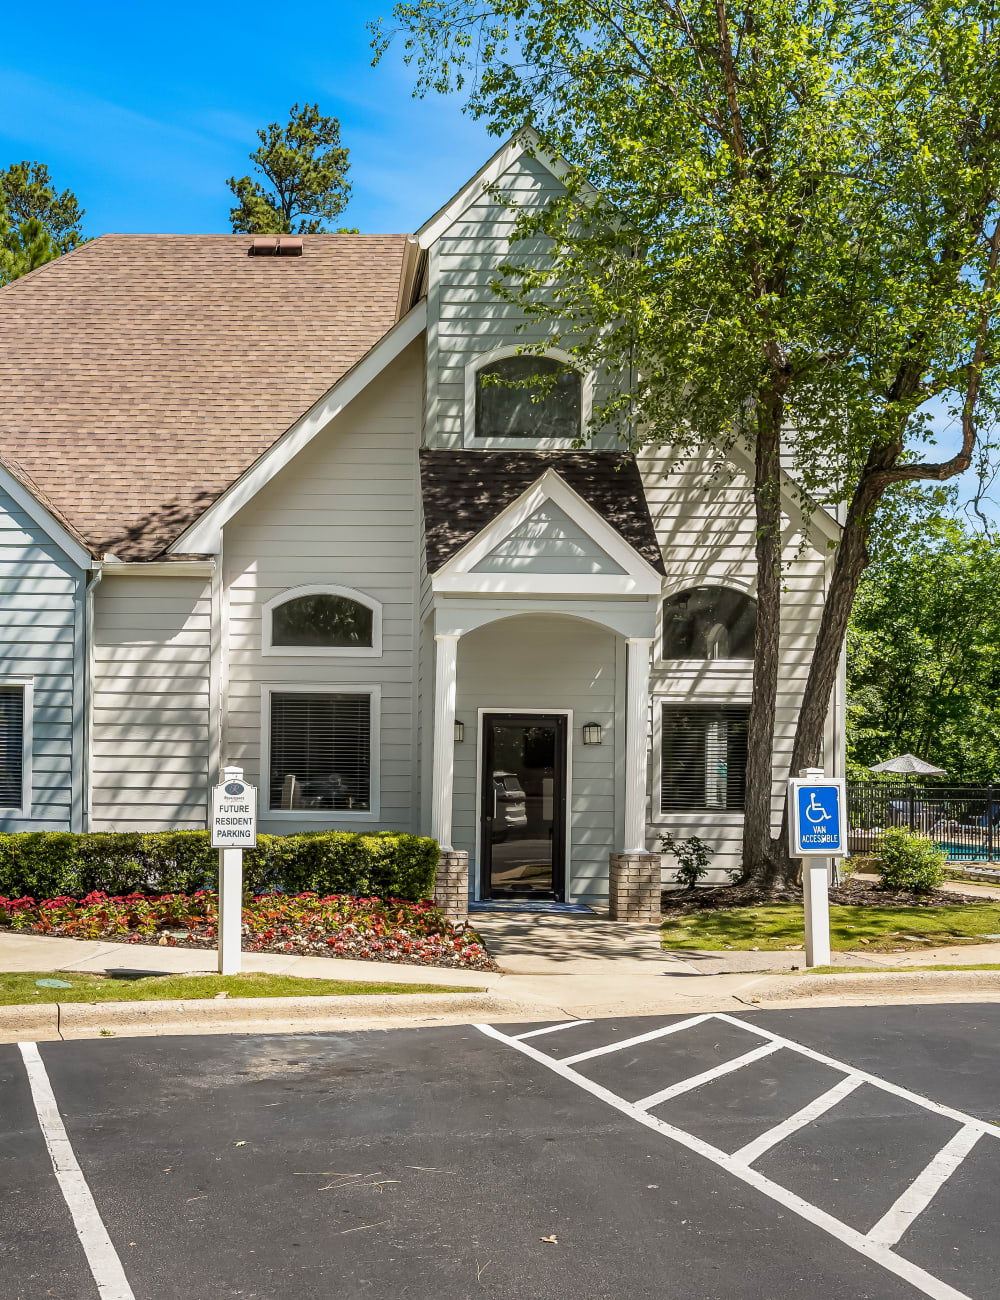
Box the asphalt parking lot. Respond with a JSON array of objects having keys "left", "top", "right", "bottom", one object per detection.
[{"left": 4, "top": 1005, "right": 1000, "bottom": 1300}]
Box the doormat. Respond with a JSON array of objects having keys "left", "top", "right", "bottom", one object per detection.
[{"left": 469, "top": 901, "right": 595, "bottom": 914}]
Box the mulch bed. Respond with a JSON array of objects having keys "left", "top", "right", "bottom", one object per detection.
[
  {"left": 661, "top": 879, "right": 990, "bottom": 919},
  {"left": 0, "top": 891, "right": 498, "bottom": 972}
]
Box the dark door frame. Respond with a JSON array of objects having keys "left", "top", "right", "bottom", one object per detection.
[{"left": 479, "top": 711, "right": 568, "bottom": 901}]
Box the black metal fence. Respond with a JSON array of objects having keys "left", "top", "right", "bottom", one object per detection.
[{"left": 848, "top": 782, "right": 1000, "bottom": 862}]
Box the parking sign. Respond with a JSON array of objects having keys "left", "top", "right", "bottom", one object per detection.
[{"left": 789, "top": 775, "right": 847, "bottom": 857}]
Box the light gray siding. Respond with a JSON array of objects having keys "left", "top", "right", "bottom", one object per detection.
[
  {"left": 453, "top": 614, "right": 621, "bottom": 903},
  {"left": 471, "top": 502, "right": 626, "bottom": 574},
  {"left": 0, "top": 488, "right": 85, "bottom": 830},
  {"left": 426, "top": 152, "right": 618, "bottom": 449},
  {"left": 223, "top": 340, "right": 423, "bottom": 833},
  {"left": 640, "top": 445, "right": 830, "bottom": 880},
  {"left": 91, "top": 575, "right": 212, "bottom": 829}
]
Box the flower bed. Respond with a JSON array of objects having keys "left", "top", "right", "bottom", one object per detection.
[{"left": 0, "top": 891, "right": 494, "bottom": 971}]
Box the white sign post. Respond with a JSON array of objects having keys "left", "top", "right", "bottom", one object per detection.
[
  {"left": 788, "top": 767, "right": 848, "bottom": 968},
  {"left": 211, "top": 765, "right": 257, "bottom": 976}
]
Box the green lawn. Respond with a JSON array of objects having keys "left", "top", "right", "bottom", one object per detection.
[
  {"left": 0, "top": 971, "right": 480, "bottom": 1006},
  {"left": 805, "top": 964, "right": 1000, "bottom": 974},
  {"left": 661, "top": 901, "right": 1000, "bottom": 952}
]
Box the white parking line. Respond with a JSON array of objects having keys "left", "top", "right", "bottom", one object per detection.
[
  {"left": 478, "top": 1022, "right": 975, "bottom": 1300},
  {"left": 560, "top": 1013, "right": 712, "bottom": 1065},
  {"left": 513, "top": 1019, "right": 594, "bottom": 1040},
  {"left": 713, "top": 1013, "right": 1000, "bottom": 1143},
  {"left": 867, "top": 1126, "right": 983, "bottom": 1249},
  {"left": 732, "top": 1074, "right": 864, "bottom": 1166},
  {"left": 18, "top": 1042, "right": 136, "bottom": 1300},
  {"left": 634, "top": 1041, "right": 782, "bottom": 1111}
]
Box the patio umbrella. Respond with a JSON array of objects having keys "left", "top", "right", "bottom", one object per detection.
[{"left": 868, "top": 753, "right": 947, "bottom": 777}]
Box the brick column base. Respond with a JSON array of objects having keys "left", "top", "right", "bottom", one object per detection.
[
  {"left": 434, "top": 850, "right": 469, "bottom": 924},
  {"left": 608, "top": 852, "right": 662, "bottom": 922}
]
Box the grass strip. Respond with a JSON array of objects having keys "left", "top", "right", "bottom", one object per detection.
[
  {"left": 0, "top": 971, "right": 481, "bottom": 1006},
  {"left": 661, "top": 900, "right": 1000, "bottom": 952},
  {"left": 802, "top": 963, "right": 1000, "bottom": 975}
]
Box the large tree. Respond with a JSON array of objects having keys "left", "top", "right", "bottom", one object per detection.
[
  {"left": 0, "top": 161, "right": 84, "bottom": 254},
  {"left": 375, "top": 0, "right": 1000, "bottom": 888},
  {"left": 0, "top": 208, "right": 60, "bottom": 285},
  {"left": 849, "top": 515, "right": 1000, "bottom": 783},
  {"left": 228, "top": 103, "right": 352, "bottom": 233}
]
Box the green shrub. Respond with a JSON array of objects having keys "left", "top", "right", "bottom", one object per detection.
[
  {"left": 873, "top": 828, "right": 946, "bottom": 894},
  {"left": 0, "top": 830, "right": 438, "bottom": 902}
]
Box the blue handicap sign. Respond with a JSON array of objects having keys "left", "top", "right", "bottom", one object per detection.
[{"left": 795, "top": 784, "right": 844, "bottom": 854}]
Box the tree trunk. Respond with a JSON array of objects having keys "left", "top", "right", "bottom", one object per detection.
[
  {"left": 739, "top": 389, "right": 785, "bottom": 888},
  {"left": 774, "top": 478, "right": 882, "bottom": 858}
]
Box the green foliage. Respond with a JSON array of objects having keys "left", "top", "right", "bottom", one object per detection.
[
  {"left": 872, "top": 828, "right": 947, "bottom": 894},
  {"left": 228, "top": 103, "right": 351, "bottom": 234},
  {"left": 660, "top": 830, "right": 715, "bottom": 889},
  {"left": 0, "top": 162, "right": 84, "bottom": 253},
  {"left": 0, "top": 830, "right": 438, "bottom": 902},
  {"left": 848, "top": 516, "right": 1000, "bottom": 782},
  {"left": 0, "top": 209, "right": 60, "bottom": 285},
  {"left": 377, "top": 0, "right": 1000, "bottom": 884}
]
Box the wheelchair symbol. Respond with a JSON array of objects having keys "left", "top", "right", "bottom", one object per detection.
[{"left": 804, "top": 792, "right": 830, "bottom": 825}]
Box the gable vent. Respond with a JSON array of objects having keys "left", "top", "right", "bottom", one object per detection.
[{"left": 249, "top": 236, "right": 304, "bottom": 257}]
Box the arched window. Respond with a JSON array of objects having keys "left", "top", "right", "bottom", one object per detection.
[
  {"left": 262, "top": 585, "right": 382, "bottom": 657},
  {"left": 662, "top": 587, "right": 756, "bottom": 660},
  {"left": 467, "top": 350, "right": 586, "bottom": 446}
]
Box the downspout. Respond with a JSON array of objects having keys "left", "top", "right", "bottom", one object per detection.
[{"left": 83, "top": 563, "right": 103, "bottom": 831}]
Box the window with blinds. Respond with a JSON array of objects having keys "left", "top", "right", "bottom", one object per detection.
[
  {"left": 269, "top": 692, "right": 371, "bottom": 813},
  {"left": 660, "top": 705, "right": 749, "bottom": 813},
  {"left": 0, "top": 685, "right": 25, "bottom": 809}
]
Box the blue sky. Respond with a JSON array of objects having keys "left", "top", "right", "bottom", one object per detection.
[
  {"left": 0, "top": 1, "right": 991, "bottom": 518},
  {"left": 0, "top": 0, "right": 495, "bottom": 236}
]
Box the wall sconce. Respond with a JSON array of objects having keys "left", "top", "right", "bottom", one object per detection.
[
  {"left": 454, "top": 720, "right": 465, "bottom": 743},
  {"left": 582, "top": 721, "right": 603, "bottom": 746}
]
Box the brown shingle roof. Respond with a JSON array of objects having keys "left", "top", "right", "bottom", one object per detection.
[
  {"left": 419, "top": 449, "right": 666, "bottom": 574},
  {"left": 0, "top": 233, "right": 407, "bottom": 559}
]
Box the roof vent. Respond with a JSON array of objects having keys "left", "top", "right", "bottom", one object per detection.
[{"left": 249, "top": 236, "right": 304, "bottom": 257}]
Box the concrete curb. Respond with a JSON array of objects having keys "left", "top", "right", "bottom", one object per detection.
[
  {"left": 0, "top": 990, "right": 538, "bottom": 1043},
  {"left": 746, "top": 969, "right": 1000, "bottom": 1003}
]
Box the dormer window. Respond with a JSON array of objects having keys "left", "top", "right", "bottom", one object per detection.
[
  {"left": 465, "top": 347, "right": 590, "bottom": 449},
  {"left": 262, "top": 585, "right": 382, "bottom": 657}
]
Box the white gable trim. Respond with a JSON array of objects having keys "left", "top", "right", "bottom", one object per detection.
[
  {"left": 725, "top": 440, "right": 841, "bottom": 549},
  {"left": 168, "top": 300, "right": 427, "bottom": 556},
  {"left": 431, "top": 468, "right": 663, "bottom": 596},
  {"left": 414, "top": 128, "right": 599, "bottom": 252},
  {"left": 0, "top": 464, "right": 94, "bottom": 571}
]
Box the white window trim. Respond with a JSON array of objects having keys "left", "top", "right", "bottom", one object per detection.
[
  {"left": 651, "top": 695, "right": 750, "bottom": 826},
  {"left": 463, "top": 345, "right": 594, "bottom": 450},
  {"left": 261, "top": 584, "right": 383, "bottom": 659},
  {"left": 260, "top": 683, "right": 381, "bottom": 821},
  {"left": 0, "top": 677, "right": 33, "bottom": 817},
  {"left": 657, "top": 582, "right": 758, "bottom": 670}
]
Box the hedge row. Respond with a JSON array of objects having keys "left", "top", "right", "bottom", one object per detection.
[{"left": 0, "top": 831, "right": 439, "bottom": 903}]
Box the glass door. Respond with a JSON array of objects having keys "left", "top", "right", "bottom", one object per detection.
[{"left": 480, "top": 713, "right": 567, "bottom": 900}]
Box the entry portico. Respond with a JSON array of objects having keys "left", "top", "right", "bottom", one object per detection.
[{"left": 421, "top": 452, "right": 664, "bottom": 904}]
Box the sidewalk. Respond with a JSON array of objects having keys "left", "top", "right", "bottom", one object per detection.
[{"left": 5, "top": 904, "right": 1000, "bottom": 1036}]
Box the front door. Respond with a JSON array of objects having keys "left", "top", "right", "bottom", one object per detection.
[{"left": 480, "top": 713, "right": 567, "bottom": 900}]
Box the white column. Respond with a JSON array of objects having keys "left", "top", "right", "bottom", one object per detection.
[
  {"left": 431, "top": 633, "right": 459, "bottom": 850},
  {"left": 803, "top": 859, "right": 832, "bottom": 967},
  {"left": 624, "top": 637, "right": 654, "bottom": 854}
]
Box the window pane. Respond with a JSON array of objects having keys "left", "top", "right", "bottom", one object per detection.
[
  {"left": 475, "top": 356, "right": 581, "bottom": 440},
  {"left": 271, "top": 594, "right": 373, "bottom": 649},
  {"left": 663, "top": 587, "right": 756, "bottom": 660},
  {"left": 0, "top": 685, "right": 24, "bottom": 809},
  {"left": 661, "top": 705, "right": 749, "bottom": 812},
  {"left": 269, "top": 692, "right": 371, "bottom": 812}
]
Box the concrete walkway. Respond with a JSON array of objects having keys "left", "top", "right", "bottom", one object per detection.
[{"left": 5, "top": 894, "right": 1000, "bottom": 1026}]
